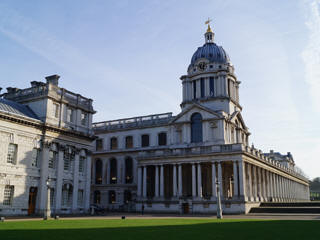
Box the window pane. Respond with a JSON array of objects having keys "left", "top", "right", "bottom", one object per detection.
[
  {"left": 193, "top": 81, "right": 197, "bottom": 99},
  {"left": 191, "top": 113, "right": 203, "bottom": 143},
  {"left": 158, "top": 133, "right": 167, "bottom": 146},
  {"left": 125, "top": 136, "right": 133, "bottom": 149},
  {"left": 141, "top": 134, "right": 149, "bottom": 147},
  {"left": 7, "top": 144, "right": 17, "bottom": 164},
  {"left": 210, "top": 77, "right": 214, "bottom": 96},
  {"left": 3, "top": 185, "right": 14, "bottom": 206},
  {"left": 110, "top": 137, "right": 117, "bottom": 150},
  {"left": 31, "top": 148, "right": 39, "bottom": 167},
  {"left": 200, "top": 78, "right": 205, "bottom": 98}
]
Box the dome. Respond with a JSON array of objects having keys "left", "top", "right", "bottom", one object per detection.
[{"left": 190, "top": 43, "right": 230, "bottom": 65}]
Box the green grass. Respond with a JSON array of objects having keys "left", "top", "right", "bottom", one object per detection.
[{"left": 0, "top": 218, "right": 319, "bottom": 240}]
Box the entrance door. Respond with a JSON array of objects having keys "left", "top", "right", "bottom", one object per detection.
[
  {"left": 182, "top": 203, "right": 189, "bottom": 214},
  {"left": 28, "top": 187, "right": 37, "bottom": 215}
]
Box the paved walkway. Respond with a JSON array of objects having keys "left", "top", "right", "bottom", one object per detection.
[{"left": 2, "top": 213, "right": 320, "bottom": 221}]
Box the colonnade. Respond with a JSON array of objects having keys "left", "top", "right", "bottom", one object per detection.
[
  {"left": 244, "top": 162, "right": 309, "bottom": 202},
  {"left": 137, "top": 160, "right": 309, "bottom": 202}
]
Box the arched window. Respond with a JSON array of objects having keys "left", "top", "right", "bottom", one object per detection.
[
  {"left": 110, "top": 137, "right": 118, "bottom": 150},
  {"left": 110, "top": 158, "right": 117, "bottom": 184},
  {"left": 125, "top": 136, "right": 133, "bottom": 149},
  {"left": 94, "top": 190, "right": 101, "bottom": 204},
  {"left": 95, "top": 159, "right": 102, "bottom": 184},
  {"left": 125, "top": 157, "right": 133, "bottom": 184},
  {"left": 191, "top": 113, "right": 203, "bottom": 143}
]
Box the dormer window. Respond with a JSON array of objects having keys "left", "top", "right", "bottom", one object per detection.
[
  {"left": 67, "top": 107, "right": 74, "bottom": 123},
  {"left": 53, "top": 103, "right": 60, "bottom": 118},
  {"left": 81, "top": 112, "right": 88, "bottom": 126}
]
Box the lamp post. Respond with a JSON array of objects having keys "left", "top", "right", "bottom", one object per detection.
[
  {"left": 216, "top": 180, "right": 223, "bottom": 219},
  {"left": 44, "top": 177, "right": 51, "bottom": 220}
]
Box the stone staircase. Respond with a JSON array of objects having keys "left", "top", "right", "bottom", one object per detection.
[{"left": 249, "top": 202, "right": 320, "bottom": 214}]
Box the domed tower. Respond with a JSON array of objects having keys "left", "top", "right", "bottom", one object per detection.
[{"left": 180, "top": 22, "right": 241, "bottom": 114}]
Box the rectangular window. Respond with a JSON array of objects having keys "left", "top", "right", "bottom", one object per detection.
[
  {"left": 62, "top": 189, "right": 68, "bottom": 206},
  {"left": 50, "top": 188, "right": 55, "bottom": 208},
  {"left": 31, "top": 148, "right": 40, "bottom": 167},
  {"left": 200, "top": 78, "right": 205, "bottom": 98},
  {"left": 193, "top": 81, "right": 197, "bottom": 99},
  {"left": 227, "top": 79, "right": 231, "bottom": 97},
  {"left": 141, "top": 134, "right": 149, "bottom": 147},
  {"left": 158, "top": 132, "right": 167, "bottom": 146},
  {"left": 66, "top": 107, "right": 74, "bottom": 123},
  {"left": 48, "top": 151, "right": 57, "bottom": 169},
  {"left": 79, "top": 156, "right": 85, "bottom": 172},
  {"left": 78, "top": 190, "right": 84, "bottom": 206},
  {"left": 110, "top": 137, "right": 117, "bottom": 150},
  {"left": 109, "top": 190, "right": 116, "bottom": 204},
  {"left": 81, "top": 112, "right": 88, "bottom": 126},
  {"left": 64, "top": 151, "right": 73, "bottom": 171},
  {"left": 125, "top": 136, "right": 133, "bottom": 149},
  {"left": 53, "top": 103, "right": 60, "bottom": 118},
  {"left": 209, "top": 77, "right": 214, "bottom": 96},
  {"left": 7, "top": 143, "right": 17, "bottom": 164},
  {"left": 96, "top": 139, "right": 103, "bottom": 151},
  {"left": 3, "top": 185, "right": 14, "bottom": 206}
]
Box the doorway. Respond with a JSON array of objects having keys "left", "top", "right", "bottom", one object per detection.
[
  {"left": 28, "top": 187, "right": 37, "bottom": 215},
  {"left": 182, "top": 202, "right": 189, "bottom": 214}
]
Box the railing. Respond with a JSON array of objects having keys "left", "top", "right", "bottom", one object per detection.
[
  {"left": 4, "top": 83, "right": 93, "bottom": 111},
  {"left": 93, "top": 112, "right": 174, "bottom": 131}
]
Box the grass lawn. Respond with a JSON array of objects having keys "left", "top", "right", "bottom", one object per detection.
[{"left": 0, "top": 218, "right": 319, "bottom": 240}]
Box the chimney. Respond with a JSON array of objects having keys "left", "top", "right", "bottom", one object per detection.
[
  {"left": 45, "top": 74, "right": 60, "bottom": 86},
  {"left": 6, "top": 87, "right": 20, "bottom": 94}
]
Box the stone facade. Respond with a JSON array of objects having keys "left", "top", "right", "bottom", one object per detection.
[
  {"left": 0, "top": 75, "right": 95, "bottom": 216},
  {"left": 91, "top": 25, "right": 310, "bottom": 214}
]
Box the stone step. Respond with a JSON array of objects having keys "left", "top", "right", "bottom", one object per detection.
[
  {"left": 260, "top": 202, "right": 320, "bottom": 207},
  {"left": 250, "top": 207, "right": 320, "bottom": 214}
]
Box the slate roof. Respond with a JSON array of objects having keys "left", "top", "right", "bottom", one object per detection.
[{"left": 0, "top": 98, "right": 39, "bottom": 120}]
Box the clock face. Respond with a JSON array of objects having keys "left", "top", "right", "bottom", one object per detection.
[{"left": 198, "top": 62, "right": 207, "bottom": 71}]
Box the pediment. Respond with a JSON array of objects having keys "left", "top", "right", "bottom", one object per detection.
[
  {"left": 228, "top": 111, "right": 248, "bottom": 130},
  {"left": 170, "top": 103, "right": 223, "bottom": 124}
]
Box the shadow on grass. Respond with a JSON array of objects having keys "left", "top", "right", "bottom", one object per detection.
[{"left": 0, "top": 220, "right": 320, "bottom": 240}]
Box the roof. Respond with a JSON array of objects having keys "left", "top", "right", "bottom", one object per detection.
[
  {"left": 190, "top": 43, "right": 230, "bottom": 65},
  {"left": 0, "top": 98, "right": 39, "bottom": 120}
]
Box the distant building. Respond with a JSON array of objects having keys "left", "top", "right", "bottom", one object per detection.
[
  {"left": 91, "top": 24, "right": 310, "bottom": 214},
  {"left": 0, "top": 75, "right": 95, "bottom": 216}
]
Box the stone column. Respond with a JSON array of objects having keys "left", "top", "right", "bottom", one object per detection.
[
  {"left": 160, "top": 165, "right": 164, "bottom": 197},
  {"left": 197, "top": 163, "right": 202, "bottom": 198},
  {"left": 233, "top": 161, "right": 238, "bottom": 198},
  {"left": 252, "top": 165, "right": 257, "bottom": 201},
  {"left": 39, "top": 142, "right": 50, "bottom": 213},
  {"left": 143, "top": 166, "right": 147, "bottom": 198},
  {"left": 137, "top": 167, "right": 142, "bottom": 197},
  {"left": 117, "top": 157, "right": 122, "bottom": 184},
  {"left": 257, "top": 167, "right": 262, "bottom": 201},
  {"left": 178, "top": 164, "right": 182, "bottom": 197},
  {"left": 192, "top": 163, "right": 196, "bottom": 197},
  {"left": 155, "top": 165, "right": 159, "bottom": 197},
  {"left": 247, "top": 163, "right": 253, "bottom": 201},
  {"left": 72, "top": 151, "right": 80, "bottom": 212},
  {"left": 55, "top": 147, "right": 64, "bottom": 213},
  {"left": 84, "top": 153, "right": 91, "bottom": 212},
  {"left": 173, "top": 164, "right": 177, "bottom": 197},
  {"left": 106, "top": 159, "right": 110, "bottom": 184},
  {"left": 211, "top": 162, "right": 217, "bottom": 199},
  {"left": 217, "top": 162, "right": 223, "bottom": 199},
  {"left": 238, "top": 160, "right": 246, "bottom": 200}
]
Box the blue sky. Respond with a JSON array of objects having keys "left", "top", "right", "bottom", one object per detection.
[{"left": 0, "top": 0, "right": 319, "bottom": 179}]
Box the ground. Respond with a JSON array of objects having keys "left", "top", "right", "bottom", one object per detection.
[{"left": 0, "top": 218, "right": 320, "bottom": 240}]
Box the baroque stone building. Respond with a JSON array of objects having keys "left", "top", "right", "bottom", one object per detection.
[
  {"left": 92, "top": 24, "right": 310, "bottom": 214},
  {"left": 0, "top": 75, "right": 95, "bottom": 216}
]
